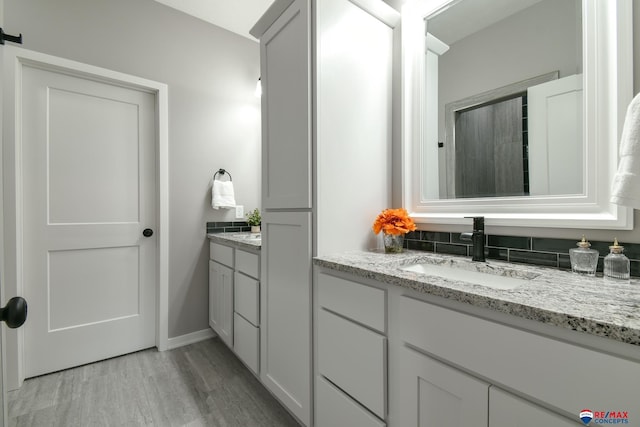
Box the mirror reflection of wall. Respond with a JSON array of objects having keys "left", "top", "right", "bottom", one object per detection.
[{"left": 424, "top": 0, "right": 582, "bottom": 200}]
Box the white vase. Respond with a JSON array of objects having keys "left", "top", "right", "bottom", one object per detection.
[{"left": 251, "top": 225, "right": 261, "bottom": 233}]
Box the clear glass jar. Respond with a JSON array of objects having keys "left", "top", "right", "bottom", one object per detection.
[
  {"left": 604, "top": 238, "right": 630, "bottom": 281},
  {"left": 569, "top": 236, "right": 599, "bottom": 276}
]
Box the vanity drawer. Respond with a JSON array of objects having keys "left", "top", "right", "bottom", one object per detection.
[
  {"left": 233, "top": 313, "right": 259, "bottom": 374},
  {"left": 234, "top": 272, "right": 259, "bottom": 326},
  {"left": 236, "top": 249, "right": 259, "bottom": 279},
  {"left": 210, "top": 242, "right": 234, "bottom": 267},
  {"left": 317, "top": 272, "right": 386, "bottom": 333},
  {"left": 318, "top": 308, "right": 386, "bottom": 419},
  {"left": 316, "top": 376, "right": 385, "bottom": 427}
]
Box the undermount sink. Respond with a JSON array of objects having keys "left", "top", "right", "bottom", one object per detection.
[{"left": 400, "top": 262, "right": 539, "bottom": 290}]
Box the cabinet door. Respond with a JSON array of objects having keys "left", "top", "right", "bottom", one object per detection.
[
  {"left": 209, "top": 260, "right": 233, "bottom": 347},
  {"left": 260, "top": 211, "right": 312, "bottom": 425},
  {"left": 260, "top": 0, "right": 311, "bottom": 209},
  {"left": 489, "top": 387, "right": 582, "bottom": 427},
  {"left": 397, "top": 347, "right": 489, "bottom": 427}
]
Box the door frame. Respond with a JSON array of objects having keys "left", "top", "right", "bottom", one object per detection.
[{"left": 1, "top": 46, "right": 170, "bottom": 390}]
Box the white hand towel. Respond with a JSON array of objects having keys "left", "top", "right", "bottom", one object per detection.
[
  {"left": 611, "top": 92, "right": 640, "bottom": 209},
  {"left": 211, "top": 179, "right": 236, "bottom": 209}
]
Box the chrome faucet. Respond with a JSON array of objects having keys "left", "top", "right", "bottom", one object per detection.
[{"left": 460, "top": 216, "right": 486, "bottom": 262}]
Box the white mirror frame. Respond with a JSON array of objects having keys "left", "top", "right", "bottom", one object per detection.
[{"left": 401, "top": 0, "right": 634, "bottom": 229}]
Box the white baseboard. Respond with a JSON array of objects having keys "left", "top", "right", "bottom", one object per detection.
[{"left": 165, "top": 328, "right": 216, "bottom": 350}]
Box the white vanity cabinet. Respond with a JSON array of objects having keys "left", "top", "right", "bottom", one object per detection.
[
  {"left": 315, "top": 271, "right": 388, "bottom": 427},
  {"left": 396, "top": 345, "right": 581, "bottom": 427},
  {"left": 209, "top": 242, "right": 234, "bottom": 347},
  {"left": 209, "top": 240, "right": 261, "bottom": 373},
  {"left": 395, "top": 296, "right": 637, "bottom": 427},
  {"left": 314, "top": 264, "right": 640, "bottom": 427}
]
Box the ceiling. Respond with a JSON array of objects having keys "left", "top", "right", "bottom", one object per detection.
[
  {"left": 153, "top": 0, "right": 275, "bottom": 40},
  {"left": 427, "top": 0, "right": 546, "bottom": 46}
]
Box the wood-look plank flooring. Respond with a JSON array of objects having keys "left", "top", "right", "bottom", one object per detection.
[{"left": 8, "top": 337, "right": 300, "bottom": 427}]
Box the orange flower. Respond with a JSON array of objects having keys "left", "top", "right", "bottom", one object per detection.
[{"left": 372, "top": 208, "right": 417, "bottom": 236}]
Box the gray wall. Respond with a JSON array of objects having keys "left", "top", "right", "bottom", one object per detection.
[{"left": 3, "top": 0, "right": 261, "bottom": 338}]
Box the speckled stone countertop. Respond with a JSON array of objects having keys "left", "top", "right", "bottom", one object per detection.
[
  {"left": 314, "top": 250, "right": 640, "bottom": 346},
  {"left": 207, "top": 232, "right": 261, "bottom": 251}
]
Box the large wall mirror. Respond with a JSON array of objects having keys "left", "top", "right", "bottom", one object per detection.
[{"left": 401, "top": 0, "right": 633, "bottom": 229}]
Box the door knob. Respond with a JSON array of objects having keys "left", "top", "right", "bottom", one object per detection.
[
  {"left": 0, "top": 296, "right": 27, "bottom": 329},
  {"left": 143, "top": 228, "right": 154, "bottom": 237}
]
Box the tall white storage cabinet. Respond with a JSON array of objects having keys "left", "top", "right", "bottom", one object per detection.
[
  {"left": 252, "top": 0, "right": 398, "bottom": 425},
  {"left": 255, "top": 0, "right": 313, "bottom": 425}
]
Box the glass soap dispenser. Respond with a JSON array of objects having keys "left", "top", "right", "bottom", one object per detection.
[
  {"left": 604, "top": 238, "right": 630, "bottom": 281},
  {"left": 569, "top": 236, "right": 599, "bottom": 276}
]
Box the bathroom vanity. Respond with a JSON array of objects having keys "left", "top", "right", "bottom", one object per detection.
[
  {"left": 208, "top": 233, "right": 261, "bottom": 374},
  {"left": 314, "top": 251, "right": 640, "bottom": 427},
  {"left": 247, "top": 0, "right": 637, "bottom": 425}
]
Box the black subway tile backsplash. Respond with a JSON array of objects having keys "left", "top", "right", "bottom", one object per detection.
[
  {"left": 631, "top": 260, "right": 640, "bottom": 277},
  {"left": 407, "top": 239, "right": 435, "bottom": 252},
  {"left": 488, "top": 235, "right": 530, "bottom": 250},
  {"left": 486, "top": 247, "right": 509, "bottom": 261},
  {"left": 408, "top": 231, "right": 640, "bottom": 277},
  {"left": 618, "top": 241, "right": 640, "bottom": 260},
  {"left": 208, "top": 220, "right": 640, "bottom": 278},
  {"left": 509, "top": 250, "right": 559, "bottom": 268},
  {"left": 558, "top": 254, "right": 572, "bottom": 270},
  {"left": 435, "top": 243, "right": 468, "bottom": 256},
  {"left": 451, "top": 233, "right": 474, "bottom": 245},
  {"left": 423, "top": 231, "right": 451, "bottom": 243},
  {"left": 206, "top": 221, "right": 250, "bottom": 234},
  {"left": 405, "top": 231, "right": 421, "bottom": 240},
  {"left": 531, "top": 237, "right": 576, "bottom": 253}
]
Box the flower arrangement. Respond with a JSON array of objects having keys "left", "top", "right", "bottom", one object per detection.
[
  {"left": 246, "top": 208, "right": 261, "bottom": 226},
  {"left": 372, "top": 208, "right": 416, "bottom": 236},
  {"left": 373, "top": 208, "right": 416, "bottom": 253}
]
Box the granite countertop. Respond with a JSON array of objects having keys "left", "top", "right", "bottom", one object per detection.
[
  {"left": 207, "top": 232, "right": 261, "bottom": 251},
  {"left": 314, "top": 250, "right": 640, "bottom": 347}
]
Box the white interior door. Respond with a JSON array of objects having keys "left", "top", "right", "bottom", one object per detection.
[
  {"left": 21, "top": 61, "right": 157, "bottom": 378},
  {"left": 528, "top": 74, "right": 583, "bottom": 196}
]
